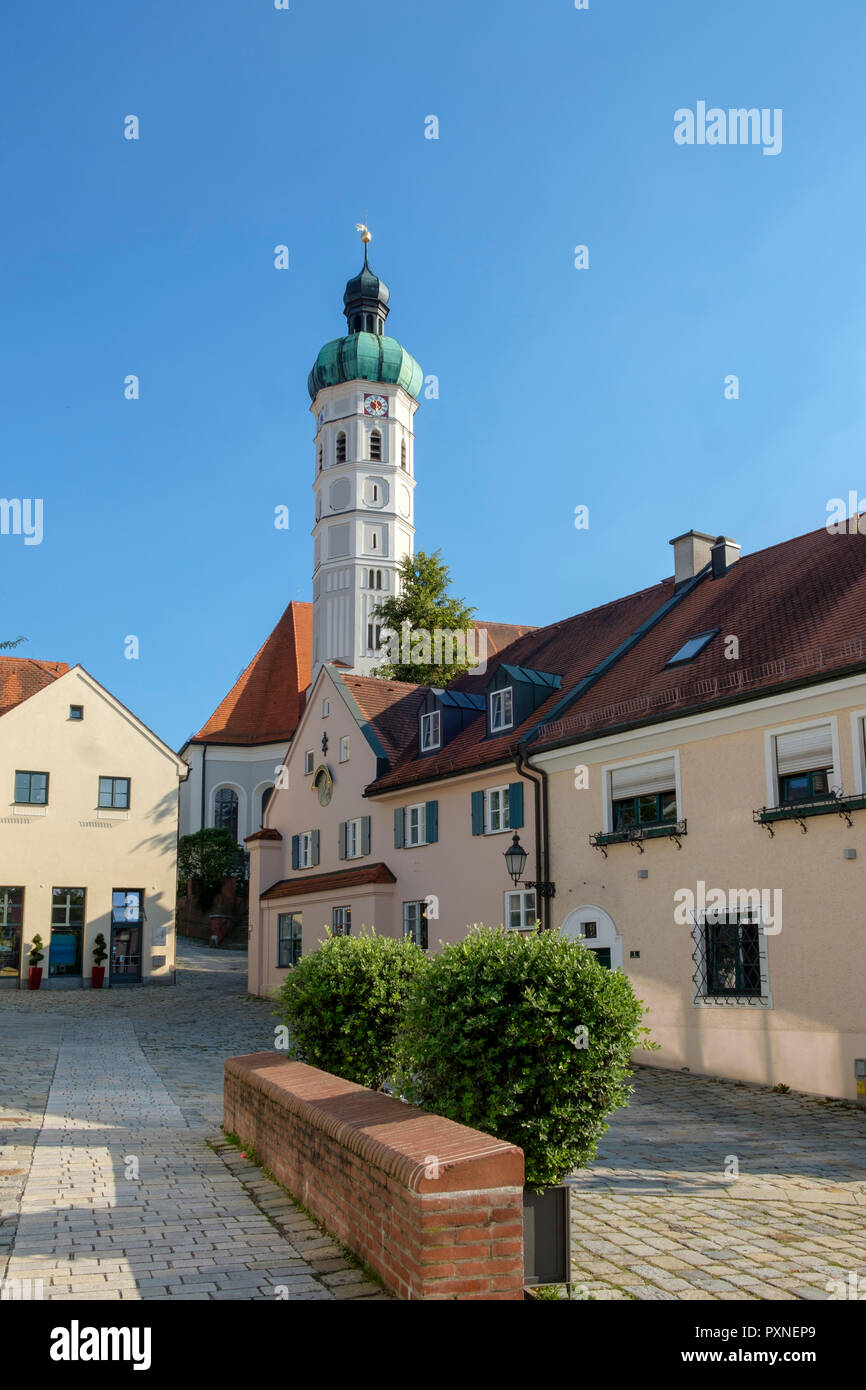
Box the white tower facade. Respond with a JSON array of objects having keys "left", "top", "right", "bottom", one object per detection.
[{"left": 307, "top": 243, "right": 423, "bottom": 678}]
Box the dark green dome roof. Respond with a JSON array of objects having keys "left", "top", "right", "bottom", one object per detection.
[{"left": 308, "top": 332, "right": 423, "bottom": 400}]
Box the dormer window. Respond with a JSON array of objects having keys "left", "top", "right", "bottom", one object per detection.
[
  {"left": 336, "top": 431, "right": 347, "bottom": 464},
  {"left": 489, "top": 687, "right": 513, "bottom": 733},
  {"left": 370, "top": 430, "right": 382, "bottom": 462},
  {"left": 420, "top": 710, "right": 441, "bottom": 752}
]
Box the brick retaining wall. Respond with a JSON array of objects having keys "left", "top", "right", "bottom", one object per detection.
[{"left": 224, "top": 1053, "right": 525, "bottom": 1300}]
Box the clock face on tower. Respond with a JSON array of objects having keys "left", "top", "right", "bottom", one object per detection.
[{"left": 363, "top": 393, "right": 389, "bottom": 418}]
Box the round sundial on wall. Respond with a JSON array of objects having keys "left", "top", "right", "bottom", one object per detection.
[
  {"left": 363, "top": 393, "right": 388, "bottom": 417},
  {"left": 313, "top": 764, "right": 333, "bottom": 807}
]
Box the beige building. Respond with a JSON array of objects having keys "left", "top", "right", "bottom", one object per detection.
[
  {"left": 249, "top": 525, "right": 866, "bottom": 1102},
  {"left": 0, "top": 657, "right": 187, "bottom": 988}
]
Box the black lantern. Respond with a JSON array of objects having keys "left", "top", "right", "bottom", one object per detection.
[{"left": 504, "top": 833, "right": 528, "bottom": 886}]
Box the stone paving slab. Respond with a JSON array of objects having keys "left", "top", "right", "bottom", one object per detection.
[
  {"left": 0, "top": 941, "right": 385, "bottom": 1301},
  {"left": 569, "top": 1067, "right": 866, "bottom": 1300}
]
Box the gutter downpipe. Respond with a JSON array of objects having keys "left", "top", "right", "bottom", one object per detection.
[
  {"left": 514, "top": 741, "right": 551, "bottom": 931},
  {"left": 509, "top": 562, "right": 714, "bottom": 934}
]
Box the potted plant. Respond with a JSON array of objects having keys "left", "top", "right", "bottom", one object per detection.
[
  {"left": 28, "top": 934, "right": 45, "bottom": 990},
  {"left": 395, "top": 925, "right": 653, "bottom": 1293},
  {"left": 91, "top": 932, "right": 108, "bottom": 989}
]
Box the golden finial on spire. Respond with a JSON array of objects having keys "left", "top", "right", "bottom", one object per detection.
[{"left": 355, "top": 221, "right": 372, "bottom": 245}]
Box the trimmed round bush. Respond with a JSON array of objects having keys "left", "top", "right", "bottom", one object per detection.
[
  {"left": 395, "top": 926, "right": 648, "bottom": 1191},
  {"left": 275, "top": 929, "right": 427, "bottom": 1089}
]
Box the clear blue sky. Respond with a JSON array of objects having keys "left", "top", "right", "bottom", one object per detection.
[{"left": 3, "top": 0, "right": 865, "bottom": 749}]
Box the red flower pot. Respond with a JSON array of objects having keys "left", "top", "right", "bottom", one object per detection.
[
  {"left": 28, "top": 966, "right": 42, "bottom": 990},
  {"left": 91, "top": 965, "right": 106, "bottom": 989}
]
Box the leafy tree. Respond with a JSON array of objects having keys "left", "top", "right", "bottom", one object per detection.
[
  {"left": 275, "top": 930, "right": 427, "bottom": 1089},
  {"left": 0, "top": 637, "right": 25, "bottom": 650},
  {"left": 177, "top": 827, "right": 243, "bottom": 905},
  {"left": 371, "top": 550, "right": 478, "bottom": 684},
  {"left": 395, "top": 926, "right": 652, "bottom": 1191}
]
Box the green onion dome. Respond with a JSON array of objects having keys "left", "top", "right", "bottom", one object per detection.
[
  {"left": 308, "top": 332, "right": 423, "bottom": 400},
  {"left": 308, "top": 245, "right": 423, "bottom": 399}
]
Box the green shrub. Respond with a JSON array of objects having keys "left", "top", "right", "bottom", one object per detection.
[
  {"left": 275, "top": 929, "right": 427, "bottom": 1089},
  {"left": 395, "top": 926, "right": 650, "bottom": 1191},
  {"left": 92, "top": 932, "right": 108, "bottom": 966}
]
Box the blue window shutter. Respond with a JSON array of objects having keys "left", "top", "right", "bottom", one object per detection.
[
  {"left": 471, "top": 790, "right": 485, "bottom": 836},
  {"left": 311, "top": 829, "right": 320, "bottom": 866},
  {"left": 508, "top": 782, "right": 524, "bottom": 829},
  {"left": 338, "top": 822, "right": 347, "bottom": 860},
  {"left": 291, "top": 834, "right": 299, "bottom": 870},
  {"left": 394, "top": 807, "right": 404, "bottom": 849},
  {"left": 426, "top": 800, "right": 438, "bottom": 844},
  {"left": 361, "top": 815, "right": 371, "bottom": 855}
]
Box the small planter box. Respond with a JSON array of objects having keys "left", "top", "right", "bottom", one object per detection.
[{"left": 523, "top": 1184, "right": 571, "bottom": 1289}]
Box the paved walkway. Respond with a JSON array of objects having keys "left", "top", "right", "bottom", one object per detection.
[
  {"left": 569, "top": 1068, "right": 866, "bottom": 1300},
  {"left": 0, "top": 942, "right": 384, "bottom": 1300},
  {"left": 3, "top": 944, "right": 864, "bottom": 1301}
]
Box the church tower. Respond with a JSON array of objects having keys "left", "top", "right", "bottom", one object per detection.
[{"left": 308, "top": 231, "right": 423, "bottom": 678}]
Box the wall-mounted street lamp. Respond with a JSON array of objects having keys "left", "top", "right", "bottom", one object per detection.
[{"left": 503, "top": 833, "right": 556, "bottom": 898}]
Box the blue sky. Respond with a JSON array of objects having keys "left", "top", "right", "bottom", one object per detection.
[{"left": 3, "top": 0, "right": 865, "bottom": 749}]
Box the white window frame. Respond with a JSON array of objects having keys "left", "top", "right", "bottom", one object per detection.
[
  {"left": 762, "top": 717, "right": 839, "bottom": 809},
  {"left": 403, "top": 900, "right": 428, "bottom": 949},
  {"left": 322, "top": 699, "right": 330, "bottom": 717},
  {"left": 849, "top": 709, "right": 866, "bottom": 794},
  {"left": 332, "top": 906, "right": 351, "bottom": 937},
  {"left": 602, "top": 751, "right": 682, "bottom": 834},
  {"left": 486, "top": 785, "right": 511, "bottom": 834},
  {"left": 298, "top": 831, "right": 313, "bottom": 869},
  {"left": 346, "top": 817, "right": 362, "bottom": 860},
  {"left": 505, "top": 889, "right": 537, "bottom": 930},
  {"left": 420, "top": 710, "right": 441, "bottom": 752},
  {"left": 405, "top": 804, "right": 426, "bottom": 847},
  {"left": 339, "top": 736, "right": 350, "bottom": 763},
  {"left": 304, "top": 750, "right": 314, "bottom": 776},
  {"left": 489, "top": 687, "right": 514, "bottom": 733}
]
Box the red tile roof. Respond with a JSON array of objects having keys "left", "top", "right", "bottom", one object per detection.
[
  {"left": 365, "top": 523, "right": 866, "bottom": 794},
  {"left": 191, "top": 601, "right": 312, "bottom": 746},
  {"left": 337, "top": 672, "right": 429, "bottom": 763},
  {"left": 261, "top": 862, "right": 397, "bottom": 900},
  {"left": 367, "top": 581, "right": 670, "bottom": 791},
  {"left": 537, "top": 523, "right": 866, "bottom": 746},
  {"left": 477, "top": 621, "right": 535, "bottom": 655},
  {"left": 0, "top": 657, "right": 69, "bottom": 717}
]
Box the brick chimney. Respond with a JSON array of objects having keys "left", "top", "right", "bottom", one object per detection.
[
  {"left": 669, "top": 530, "right": 716, "bottom": 588},
  {"left": 711, "top": 535, "right": 741, "bottom": 578}
]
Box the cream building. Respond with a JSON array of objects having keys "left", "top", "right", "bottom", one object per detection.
[{"left": 0, "top": 658, "right": 187, "bottom": 988}]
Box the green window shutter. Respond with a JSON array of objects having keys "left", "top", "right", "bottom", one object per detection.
[
  {"left": 425, "top": 800, "right": 438, "bottom": 844},
  {"left": 471, "top": 790, "right": 485, "bottom": 836},
  {"left": 311, "top": 829, "right": 320, "bottom": 866},
  {"left": 361, "top": 815, "right": 371, "bottom": 855},
  {"left": 291, "top": 835, "right": 299, "bottom": 870},
  {"left": 508, "top": 782, "right": 524, "bottom": 829},
  {"left": 394, "top": 807, "right": 404, "bottom": 849},
  {"left": 338, "top": 822, "right": 347, "bottom": 860}
]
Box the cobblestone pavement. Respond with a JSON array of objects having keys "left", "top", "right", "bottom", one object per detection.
[
  {"left": 569, "top": 1068, "right": 866, "bottom": 1300},
  {"left": 0, "top": 942, "right": 386, "bottom": 1301}
]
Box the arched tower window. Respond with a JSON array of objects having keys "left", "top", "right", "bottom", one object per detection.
[
  {"left": 260, "top": 786, "right": 274, "bottom": 825},
  {"left": 336, "top": 431, "right": 347, "bottom": 463},
  {"left": 317, "top": 443, "right": 323, "bottom": 472},
  {"left": 214, "top": 787, "right": 239, "bottom": 841},
  {"left": 370, "top": 430, "right": 382, "bottom": 462},
  {"left": 401, "top": 440, "right": 407, "bottom": 470}
]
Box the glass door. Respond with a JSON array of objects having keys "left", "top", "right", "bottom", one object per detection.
[
  {"left": 49, "top": 888, "right": 85, "bottom": 978},
  {"left": 0, "top": 887, "right": 23, "bottom": 980},
  {"left": 111, "top": 890, "right": 143, "bottom": 982}
]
